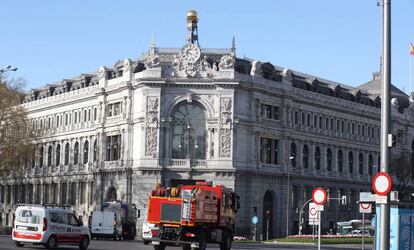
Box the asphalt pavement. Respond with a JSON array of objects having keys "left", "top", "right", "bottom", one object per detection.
[{"left": 0, "top": 236, "right": 372, "bottom": 250}]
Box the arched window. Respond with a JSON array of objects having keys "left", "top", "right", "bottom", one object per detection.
[
  {"left": 39, "top": 146, "right": 44, "bottom": 167},
  {"left": 348, "top": 152, "right": 354, "bottom": 174},
  {"left": 56, "top": 144, "right": 61, "bottom": 166},
  {"left": 338, "top": 150, "right": 343, "bottom": 173},
  {"left": 290, "top": 143, "right": 297, "bottom": 168},
  {"left": 74, "top": 142, "right": 79, "bottom": 165},
  {"left": 64, "top": 143, "right": 69, "bottom": 165},
  {"left": 93, "top": 140, "right": 98, "bottom": 162},
  {"left": 47, "top": 145, "right": 52, "bottom": 167},
  {"left": 358, "top": 153, "right": 364, "bottom": 175},
  {"left": 368, "top": 154, "right": 373, "bottom": 176},
  {"left": 83, "top": 140, "right": 89, "bottom": 164},
  {"left": 303, "top": 145, "right": 309, "bottom": 169},
  {"left": 315, "top": 146, "right": 321, "bottom": 170},
  {"left": 327, "top": 148, "right": 332, "bottom": 171},
  {"left": 172, "top": 102, "right": 206, "bottom": 159}
]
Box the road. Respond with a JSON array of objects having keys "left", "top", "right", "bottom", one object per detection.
[{"left": 1, "top": 236, "right": 372, "bottom": 250}]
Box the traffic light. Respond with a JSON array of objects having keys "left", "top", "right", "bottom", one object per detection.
[{"left": 252, "top": 206, "right": 257, "bottom": 215}]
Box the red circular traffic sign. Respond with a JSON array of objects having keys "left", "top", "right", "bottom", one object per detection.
[
  {"left": 360, "top": 203, "right": 371, "bottom": 210},
  {"left": 372, "top": 172, "right": 392, "bottom": 196},
  {"left": 310, "top": 207, "right": 317, "bottom": 216},
  {"left": 312, "top": 187, "right": 327, "bottom": 205}
]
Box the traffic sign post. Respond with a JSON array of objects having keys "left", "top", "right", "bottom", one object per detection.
[
  {"left": 251, "top": 216, "right": 258, "bottom": 241},
  {"left": 312, "top": 187, "right": 326, "bottom": 250},
  {"left": 372, "top": 172, "right": 392, "bottom": 249}
]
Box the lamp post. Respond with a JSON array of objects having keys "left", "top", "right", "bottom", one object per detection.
[
  {"left": 286, "top": 156, "right": 294, "bottom": 236},
  {"left": 0, "top": 65, "right": 18, "bottom": 74}
]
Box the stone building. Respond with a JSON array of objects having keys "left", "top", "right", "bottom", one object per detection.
[{"left": 1, "top": 10, "right": 414, "bottom": 238}]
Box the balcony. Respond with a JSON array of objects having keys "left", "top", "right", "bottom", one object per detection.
[{"left": 168, "top": 159, "right": 207, "bottom": 168}]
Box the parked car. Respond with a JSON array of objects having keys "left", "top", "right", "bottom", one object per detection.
[
  {"left": 12, "top": 204, "right": 90, "bottom": 249},
  {"left": 351, "top": 229, "right": 371, "bottom": 237},
  {"left": 142, "top": 221, "right": 155, "bottom": 245}
]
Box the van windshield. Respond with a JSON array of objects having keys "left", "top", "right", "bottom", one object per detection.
[{"left": 16, "top": 209, "right": 42, "bottom": 224}]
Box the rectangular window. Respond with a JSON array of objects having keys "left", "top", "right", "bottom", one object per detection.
[
  {"left": 35, "top": 184, "right": 41, "bottom": 204},
  {"left": 107, "top": 104, "right": 113, "bottom": 117},
  {"left": 65, "top": 114, "right": 68, "bottom": 126},
  {"left": 88, "top": 109, "right": 91, "bottom": 121},
  {"left": 114, "top": 103, "right": 121, "bottom": 116},
  {"left": 89, "top": 181, "right": 94, "bottom": 204},
  {"left": 13, "top": 185, "right": 18, "bottom": 204},
  {"left": 273, "top": 106, "right": 279, "bottom": 120},
  {"left": 74, "top": 112, "right": 78, "bottom": 124},
  {"left": 273, "top": 139, "right": 278, "bottom": 164},
  {"left": 70, "top": 183, "right": 76, "bottom": 205},
  {"left": 80, "top": 182, "right": 86, "bottom": 204},
  {"left": 106, "top": 135, "right": 121, "bottom": 161},
  {"left": 7, "top": 185, "right": 11, "bottom": 204},
  {"left": 294, "top": 111, "right": 298, "bottom": 125},
  {"left": 84, "top": 110, "right": 87, "bottom": 122},
  {"left": 94, "top": 107, "right": 97, "bottom": 121},
  {"left": 0, "top": 186, "right": 3, "bottom": 203},
  {"left": 61, "top": 183, "right": 67, "bottom": 205}
]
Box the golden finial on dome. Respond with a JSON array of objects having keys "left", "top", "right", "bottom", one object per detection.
[{"left": 186, "top": 10, "right": 198, "bottom": 22}]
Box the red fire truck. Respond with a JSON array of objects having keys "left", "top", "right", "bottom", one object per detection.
[{"left": 146, "top": 182, "right": 239, "bottom": 250}]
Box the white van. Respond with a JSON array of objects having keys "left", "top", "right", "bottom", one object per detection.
[
  {"left": 12, "top": 205, "right": 90, "bottom": 249},
  {"left": 90, "top": 211, "right": 122, "bottom": 240}
]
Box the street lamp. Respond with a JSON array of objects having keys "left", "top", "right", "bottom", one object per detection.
[
  {"left": 0, "top": 65, "right": 18, "bottom": 74},
  {"left": 286, "top": 156, "right": 294, "bottom": 236}
]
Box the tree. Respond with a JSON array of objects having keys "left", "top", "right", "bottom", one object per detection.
[{"left": 0, "top": 77, "right": 37, "bottom": 174}]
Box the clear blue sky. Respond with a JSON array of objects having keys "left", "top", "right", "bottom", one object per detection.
[{"left": 1, "top": 0, "right": 413, "bottom": 93}]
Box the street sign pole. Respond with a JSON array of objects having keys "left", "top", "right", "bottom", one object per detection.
[
  {"left": 317, "top": 210, "right": 321, "bottom": 250},
  {"left": 380, "top": 0, "right": 391, "bottom": 249},
  {"left": 362, "top": 212, "right": 365, "bottom": 250}
]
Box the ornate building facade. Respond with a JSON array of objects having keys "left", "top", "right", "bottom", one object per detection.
[{"left": 1, "top": 11, "right": 414, "bottom": 238}]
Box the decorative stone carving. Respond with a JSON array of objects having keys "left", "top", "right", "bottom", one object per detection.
[
  {"left": 145, "top": 97, "right": 159, "bottom": 157},
  {"left": 146, "top": 52, "right": 160, "bottom": 68},
  {"left": 391, "top": 98, "right": 399, "bottom": 110},
  {"left": 172, "top": 54, "right": 181, "bottom": 69},
  {"left": 123, "top": 59, "right": 132, "bottom": 72},
  {"left": 200, "top": 55, "right": 211, "bottom": 70},
  {"left": 98, "top": 66, "right": 106, "bottom": 80},
  {"left": 218, "top": 54, "right": 235, "bottom": 70},
  {"left": 221, "top": 98, "right": 232, "bottom": 113},
  {"left": 282, "top": 68, "right": 293, "bottom": 81},
  {"left": 250, "top": 60, "right": 262, "bottom": 76},
  {"left": 219, "top": 97, "right": 232, "bottom": 157}
]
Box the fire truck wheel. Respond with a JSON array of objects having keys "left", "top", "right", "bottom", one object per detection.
[
  {"left": 219, "top": 231, "right": 232, "bottom": 250},
  {"left": 154, "top": 245, "right": 166, "bottom": 250},
  {"left": 196, "top": 230, "right": 207, "bottom": 250},
  {"left": 182, "top": 244, "right": 191, "bottom": 250}
]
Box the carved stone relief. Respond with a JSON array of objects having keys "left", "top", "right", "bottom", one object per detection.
[
  {"left": 145, "top": 97, "right": 159, "bottom": 157},
  {"left": 218, "top": 54, "right": 235, "bottom": 70},
  {"left": 219, "top": 97, "right": 232, "bottom": 157},
  {"left": 250, "top": 60, "right": 262, "bottom": 76}
]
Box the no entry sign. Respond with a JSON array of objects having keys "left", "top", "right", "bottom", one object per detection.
[
  {"left": 372, "top": 172, "right": 392, "bottom": 196},
  {"left": 312, "top": 187, "right": 327, "bottom": 205},
  {"left": 359, "top": 203, "right": 372, "bottom": 213}
]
